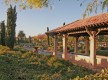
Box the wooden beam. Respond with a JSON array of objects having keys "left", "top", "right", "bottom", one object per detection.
[
  {"left": 69, "top": 34, "right": 89, "bottom": 37},
  {"left": 68, "top": 30, "right": 86, "bottom": 35},
  {"left": 53, "top": 35, "right": 57, "bottom": 56},
  {"left": 96, "top": 29, "right": 101, "bottom": 36},
  {"left": 98, "top": 27, "right": 108, "bottom": 31},
  {"left": 85, "top": 27, "right": 93, "bottom": 36}
]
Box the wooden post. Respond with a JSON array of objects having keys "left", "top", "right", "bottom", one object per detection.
[
  {"left": 53, "top": 35, "right": 57, "bottom": 56},
  {"left": 62, "top": 34, "right": 68, "bottom": 60},
  {"left": 74, "top": 37, "right": 78, "bottom": 53},
  {"left": 89, "top": 31, "right": 97, "bottom": 68},
  {"left": 85, "top": 37, "right": 89, "bottom": 55}
]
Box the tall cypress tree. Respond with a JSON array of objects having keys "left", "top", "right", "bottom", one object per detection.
[
  {"left": 47, "top": 27, "right": 50, "bottom": 45},
  {"left": 0, "top": 21, "right": 6, "bottom": 46},
  {"left": 6, "top": 5, "right": 17, "bottom": 49},
  {"left": 0, "top": 22, "right": 1, "bottom": 44},
  {"left": 29, "top": 36, "right": 32, "bottom": 43}
]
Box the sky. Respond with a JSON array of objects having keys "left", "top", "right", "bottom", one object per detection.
[{"left": 0, "top": 0, "right": 106, "bottom": 37}]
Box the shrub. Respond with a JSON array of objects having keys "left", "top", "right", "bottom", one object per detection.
[
  {"left": 73, "top": 68, "right": 108, "bottom": 80},
  {"left": 96, "top": 50, "right": 108, "bottom": 56},
  {"left": 21, "top": 51, "right": 33, "bottom": 58},
  {"left": 0, "top": 47, "right": 95, "bottom": 80},
  {"left": 0, "top": 45, "right": 10, "bottom": 55},
  {"left": 14, "top": 45, "right": 27, "bottom": 53}
]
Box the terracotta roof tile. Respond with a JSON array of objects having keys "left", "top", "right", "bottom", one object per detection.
[
  {"left": 47, "top": 13, "right": 108, "bottom": 34},
  {"left": 46, "top": 26, "right": 64, "bottom": 34},
  {"left": 56, "top": 13, "right": 108, "bottom": 33}
]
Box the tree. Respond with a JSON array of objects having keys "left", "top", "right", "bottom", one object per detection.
[
  {"left": 29, "top": 36, "right": 32, "bottom": 43},
  {"left": 0, "top": 21, "right": 6, "bottom": 46},
  {"left": 98, "top": 35, "right": 104, "bottom": 42},
  {"left": 33, "top": 34, "right": 47, "bottom": 45},
  {"left": 47, "top": 27, "right": 50, "bottom": 45},
  {"left": 3, "top": 0, "right": 108, "bottom": 16},
  {"left": 79, "top": 0, "right": 108, "bottom": 17},
  {"left": 4, "top": 0, "right": 48, "bottom": 9},
  {"left": 6, "top": 5, "right": 17, "bottom": 49},
  {"left": 17, "top": 30, "right": 26, "bottom": 43},
  {"left": 0, "top": 23, "right": 1, "bottom": 44}
]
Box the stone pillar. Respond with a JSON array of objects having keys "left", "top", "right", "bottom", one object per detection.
[
  {"left": 53, "top": 35, "right": 57, "bottom": 56},
  {"left": 85, "top": 37, "right": 89, "bottom": 55},
  {"left": 74, "top": 37, "right": 78, "bottom": 53},
  {"left": 89, "top": 31, "right": 97, "bottom": 68},
  {"left": 62, "top": 34, "right": 68, "bottom": 60}
]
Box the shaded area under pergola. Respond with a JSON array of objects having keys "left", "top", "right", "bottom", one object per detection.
[{"left": 46, "top": 13, "right": 108, "bottom": 70}]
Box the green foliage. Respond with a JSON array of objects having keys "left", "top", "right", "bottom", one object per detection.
[
  {"left": 0, "top": 45, "right": 10, "bottom": 55},
  {"left": 98, "top": 35, "right": 104, "bottom": 42},
  {"left": 78, "top": 0, "right": 108, "bottom": 17},
  {"left": 73, "top": 68, "right": 108, "bottom": 80},
  {"left": 0, "top": 45, "right": 20, "bottom": 56},
  {"left": 4, "top": 0, "right": 49, "bottom": 9},
  {"left": 102, "top": 0, "right": 108, "bottom": 10},
  {"left": 29, "top": 36, "right": 32, "bottom": 43},
  {"left": 6, "top": 5, "right": 17, "bottom": 49},
  {"left": 17, "top": 30, "right": 26, "bottom": 43},
  {"left": 21, "top": 51, "right": 33, "bottom": 58},
  {"left": 96, "top": 50, "right": 108, "bottom": 56},
  {"left": 0, "top": 46, "right": 95, "bottom": 80},
  {"left": 0, "top": 21, "right": 6, "bottom": 46},
  {"left": 47, "top": 27, "right": 50, "bottom": 45},
  {"left": 14, "top": 45, "right": 28, "bottom": 53}
]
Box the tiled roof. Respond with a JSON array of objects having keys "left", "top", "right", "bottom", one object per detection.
[
  {"left": 47, "top": 13, "right": 108, "bottom": 34},
  {"left": 46, "top": 26, "right": 63, "bottom": 34}
]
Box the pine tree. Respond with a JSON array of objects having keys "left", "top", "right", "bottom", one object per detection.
[
  {"left": 6, "top": 5, "right": 17, "bottom": 49},
  {"left": 0, "top": 21, "right": 6, "bottom": 46}
]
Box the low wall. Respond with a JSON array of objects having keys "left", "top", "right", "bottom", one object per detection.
[
  {"left": 69, "top": 54, "right": 91, "bottom": 68},
  {"left": 69, "top": 54, "right": 108, "bottom": 69},
  {"left": 96, "top": 55, "right": 108, "bottom": 68}
]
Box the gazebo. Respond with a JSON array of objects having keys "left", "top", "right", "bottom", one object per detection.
[{"left": 46, "top": 13, "right": 108, "bottom": 69}]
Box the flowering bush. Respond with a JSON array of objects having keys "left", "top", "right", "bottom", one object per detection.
[{"left": 73, "top": 69, "right": 108, "bottom": 80}]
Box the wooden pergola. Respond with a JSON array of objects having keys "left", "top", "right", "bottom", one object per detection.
[{"left": 46, "top": 13, "right": 108, "bottom": 69}]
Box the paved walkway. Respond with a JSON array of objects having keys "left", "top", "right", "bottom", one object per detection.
[{"left": 38, "top": 50, "right": 53, "bottom": 55}]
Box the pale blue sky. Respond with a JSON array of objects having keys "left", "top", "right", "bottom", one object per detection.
[{"left": 0, "top": 0, "right": 106, "bottom": 37}]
